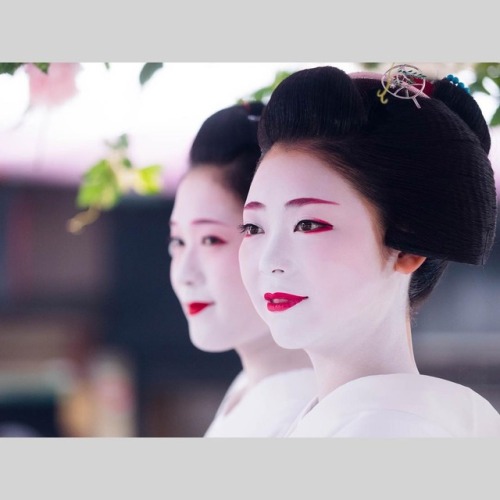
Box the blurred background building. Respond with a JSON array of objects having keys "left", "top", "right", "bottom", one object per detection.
[{"left": 0, "top": 62, "right": 499, "bottom": 436}]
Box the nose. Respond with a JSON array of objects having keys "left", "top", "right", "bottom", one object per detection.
[
  {"left": 170, "top": 247, "right": 204, "bottom": 287},
  {"left": 258, "top": 232, "right": 293, "bottom": 276}
]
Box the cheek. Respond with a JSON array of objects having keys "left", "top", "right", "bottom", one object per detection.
[
  {"left": 238, "top": 241, "right": 259, "bottom": 289},
  {"left": 300, "top": 235, "right": 384, "bottom": 293},
  {"left": 168, "top": 257, "right": 181, "bottom": 294},
  {"left": 208, "top": 244, "right": 244, "bottom": 290},
  {"left": 301, "top": 236, "right": 334, "bottom": 262}
]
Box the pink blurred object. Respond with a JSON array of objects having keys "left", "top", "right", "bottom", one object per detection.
[{"left": 25, "top": 63, "right": 82, "bottom": 107}]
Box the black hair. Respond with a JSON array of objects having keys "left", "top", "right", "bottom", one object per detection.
[
  {"left": 258, "top": 66, "right": 497, "bottom": 309},
  {"left": 189, "top": 101, "right": 264, "bottom": 202}
]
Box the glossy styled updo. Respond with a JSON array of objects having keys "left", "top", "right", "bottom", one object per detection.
[
  {"left": 257, "top": 66, "right": 497, "bottom": 308},
  {"left": 189, "top": 101, "right": 265, "bottom": 203}
]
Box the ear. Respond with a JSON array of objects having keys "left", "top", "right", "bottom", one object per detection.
[{"left": 394, "top": 252, "right": 426, "bottom": 275}]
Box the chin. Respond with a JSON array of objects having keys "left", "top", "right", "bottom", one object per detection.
[
  {"left": 190, "top": 334, "right": 233, "bottom": 353},
  {"left": 266, "top": 324, "right": 308, "bottom": 351}
]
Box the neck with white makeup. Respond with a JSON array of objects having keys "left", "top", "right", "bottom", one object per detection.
[
  {"left": 307, "top": 287, "right": 419, "bottom": 401},
  {"left": 236, "top": 332, "right": 313, "bottom": 390}
]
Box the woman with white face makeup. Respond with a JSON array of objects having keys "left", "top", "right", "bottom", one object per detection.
[
  {"left": 169, "top": 102, "right": 315, "bottom": 437},
  {"left": 239, "top": 66, "right": 500, "bottom": 437}
]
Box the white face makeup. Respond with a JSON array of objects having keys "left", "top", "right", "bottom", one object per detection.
[
  {"left": 169, "top": 167, "right": 268, "bottom": 352},
  {"left": 239, "top": 146, "right": 402, "bottom": 352}
]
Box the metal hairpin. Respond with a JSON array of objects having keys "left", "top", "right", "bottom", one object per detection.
[{"left": 377, "top": 64, "right": 428, "bottom": 109}]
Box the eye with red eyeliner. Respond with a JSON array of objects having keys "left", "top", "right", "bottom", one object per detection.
[
  {"left": 294, "top": 219, "right": 334, "bottom": 233},
  {"left": 201, "top": 235, "right": 227, "bottom": 246},
  {"left": 239, "top": 219, "right": 333, "bottom": 237}
]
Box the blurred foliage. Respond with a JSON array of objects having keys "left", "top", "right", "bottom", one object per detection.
[
  {"left": 2, "top": 63, "right": 498, "bottom": 124},
  {"left": 0, "top": 62, "right": 166, "bottom": 233},
  {"left": 238, "top": 70, "right": 294, "bottom": 104},
  {"left": 139, "top": 63, "right": 164, "bottom": 85},
  {"left": 467, "top": 63, "right": 500, "bottom": 126},
  {"left": 67, "top": 134, "right": 163, "bottom": 234},
  {"left": 0, "top": 62, "right": 49, "bottom": 75}
]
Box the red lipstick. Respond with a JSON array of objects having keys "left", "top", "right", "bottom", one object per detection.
[
  {"left": 187, "top": 302, "right": 214, "bottom": 315},
  {"left": 264, "top": 292, "right": 308, "bottom": 312}
]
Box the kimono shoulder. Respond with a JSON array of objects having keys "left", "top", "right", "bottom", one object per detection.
[
  {"left": 289, "top": 373, "right": 500, "bottom": 438},
  {"left": 205, "top": 368, "right": 317, "bottom": 437}
]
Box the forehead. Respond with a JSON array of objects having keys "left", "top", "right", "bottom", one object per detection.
[
  {"left": 171, "top": 167, "right": 243, "bottom": 223},
  {"left": 248, "top": 145, "right": 387, "bottom": 252},
  {"left": 248, "top": 146, "right": 353, "bottom": 202}
]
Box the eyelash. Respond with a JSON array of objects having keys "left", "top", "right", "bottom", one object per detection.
[
  {"left": 167, "top": 236, "right": 182, "bottom": 257},
  {"left": 239, "top": 220, "right": 334, "bottom": 237},
  {"left": 201, "top": 236, "right": 226, "bottom": 246},
  {"left": 168, "top": 236, "right": 184, "bottom": 248},
  {"left": 238, "top": 223, "right": 262, "bottom": 237},
  {"left": 294, "top": 220, "right": 333, "bottom": 233},
  {"left": 167, "top": 235, "right": 227, "bottom": 250}
]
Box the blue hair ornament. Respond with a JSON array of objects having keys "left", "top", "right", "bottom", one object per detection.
[{"left": 446, "top": 74, "right": 471, "bottom": 93}]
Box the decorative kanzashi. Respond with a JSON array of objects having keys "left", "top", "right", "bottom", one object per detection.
[{"left": 377, "top": 64, "right": 428, "bottom": 108}]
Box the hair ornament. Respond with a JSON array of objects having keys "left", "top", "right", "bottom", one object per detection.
[
  {"left": 241, "top": 100, "right": 261, "bottom": 121},
  {"left": 377, "top": 64, "right": 428, "bottom": 108},
  {"left": 446, "top": 74, "right": 471, "bottom": 93}
]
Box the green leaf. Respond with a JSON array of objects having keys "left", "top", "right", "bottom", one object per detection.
[
  {"left": 77, "top": 160, "right": 121, "bottom": 209},
  {"left": 33, "top": 63, "right": 50, "bottom": 74},
  {"left": 244, "top": 70, "right": 294, "bottom": 104},
  {"left": 361, "top": 62, "right": 383, "bottom": 70},
  {"left": 104, "top": 62, "right": 110, "bottom": 70},
  {"left": 81, "top": 159, "right": 114, "bottom": 183},
  {"left": 473, "top": 62, "right": 497, "bottom": 82},
  {"left": 139, "top": 63, "right": 163, "bottom": 86},
  {"left": 0, "top": 63, "right": 24, "bottom": 75},
  {"left": 122, "top": 157, "right": 133, "bottom": 169},
  {"left": 272, "top": 71, "right": 293, "bottom": 89},
  {"left": 105, "top": 133, "right": 129, "bottom": 151},
  {"left": 468, "top": 80, "right": 488, "bottom": 95},
  {"left": 489, "top": 105, "right": 500, "bottom": 127},
  {"left": 249, "top": 85, "right": 273, "bottom": 102},
  {"left": 135, "top": 165, "right": 163, "bottom": 194}
]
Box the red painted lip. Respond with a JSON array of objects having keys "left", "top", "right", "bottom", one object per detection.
[
  {"left": 264, "top": 292, "right": 308, "bottom": 312},
  {"left": 187, "top": 302, "right": 214, "bottom": 315}
]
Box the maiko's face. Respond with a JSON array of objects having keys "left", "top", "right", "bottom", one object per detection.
[
  {"left": 239, "top": 146, "right": 400, "bottom": 352},
  {"left": 169, "top": 167, "right": 268, "bottom": 352}
]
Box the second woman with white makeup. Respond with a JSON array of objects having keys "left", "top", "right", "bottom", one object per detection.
[
  {"left": 168, "top": 102, "right": 315, "bottom": 437},
  {"left": 239, "top": 65, "right": 500, "bottom": 437}
]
